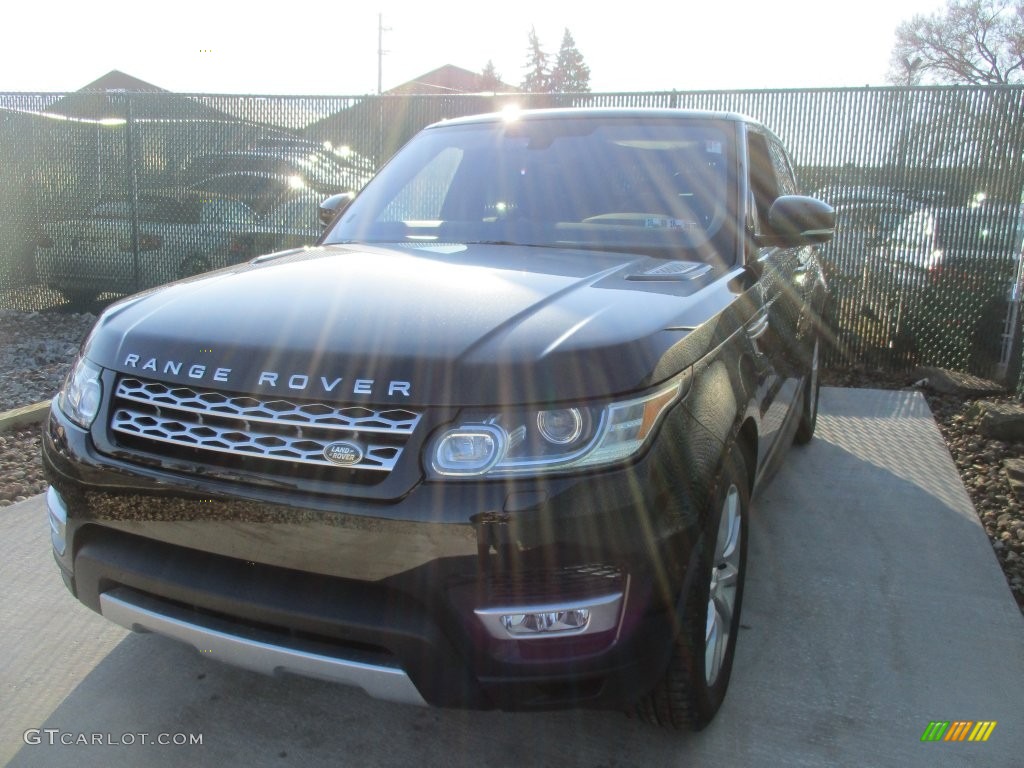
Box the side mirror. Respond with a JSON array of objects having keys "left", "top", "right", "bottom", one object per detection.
[
  {"left": 318, "top": 192, "right": 355, "bottom": 228},
  {"left": 765, "top": 195, "right": 835, "bottom": 245}
]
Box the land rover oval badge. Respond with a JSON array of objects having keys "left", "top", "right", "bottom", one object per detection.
[{"left": 323, "top": 441, "right": 363, "bottom": 466}]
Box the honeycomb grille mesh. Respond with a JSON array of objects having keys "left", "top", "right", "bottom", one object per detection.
[
  {"left": 486, "top": 564, "right": 624, "bottom": 602},
  {"left": 109, "top": 377, "right": 421, "bottom": 473}
]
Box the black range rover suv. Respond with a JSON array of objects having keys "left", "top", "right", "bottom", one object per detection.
[{"left": 43, "top": 109, "right": 832, "bottom": 730}]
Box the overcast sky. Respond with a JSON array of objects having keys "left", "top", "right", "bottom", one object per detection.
[{"left": 4, "top": 0, "right": 946, "bottom": 95}]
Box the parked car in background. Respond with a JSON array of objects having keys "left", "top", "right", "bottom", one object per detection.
[
  {"left": 864, "top": 203, "right": 1021, "bottom": 303},
  {"left": 251, "top": 135, "right": 376, "bottom": 175},
  {"left": 180, "top": 146, "right": 372, "bottom": 197},
  {"left": 882, "top": 204, "right": 1024, "bottom": 288},
  {"left": 35, "top": 187, "right": 320, "bottom": 306},
  {"left": 872, "top": 204, "right": 1023, "bottom": 373},
  {"left": 188, "top": 172, "right": 317, "bottom": 211},
  {"left": 817, "top": 199, "right": 918, "bottom": 284},
  {"left": 188, "top": 172, "right": 322, "bottom": 259}
]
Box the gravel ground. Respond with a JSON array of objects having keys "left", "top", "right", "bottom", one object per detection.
[
  {"left": 0, "top": 309, "right": 96, "bottom": 506},
  {"left": 1, "top": 310, "right": 1021, "bottom": 611},
  {"left": 931, "top": 393, "right": 1024, "bottom": 611},
  {"left": 0, "top": 309, "right": 96, "bottom": 412}
]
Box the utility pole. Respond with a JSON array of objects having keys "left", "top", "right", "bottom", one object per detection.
[{"left": 377, "top": 13, "right": 391, "bottom": 95}]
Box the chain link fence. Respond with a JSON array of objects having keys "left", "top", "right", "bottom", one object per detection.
[{"left": 1, "top": 87, "right": 1023, "bottom": 391}]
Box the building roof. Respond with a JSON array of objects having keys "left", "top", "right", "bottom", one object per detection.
[
  {"left": 45, "top": 70, "right": 233, "bottom": 121},
  {"left": 76, "top": 70, "right": 167, "bottom": 93},
  {"left": 302, "top": 64, "right": 521, "bottom": 159},
  {"left": 386, "top": 64, "right": 518, "bottom": 95}
]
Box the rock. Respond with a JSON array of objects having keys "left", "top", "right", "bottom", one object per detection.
[
  {"left": 979, "top": 404, "right": 1024, "bottom": 442},
  {"left": 1005, "top": 458, "right": 1024, "bottom": 482},
  {"left": 914, "top": 367, "right": 1005, "bottom": 397}
]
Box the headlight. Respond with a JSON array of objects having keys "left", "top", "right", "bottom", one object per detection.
[
  {"left": 427, "top": 380, "right": 683, "bottom": 478},
  {"left": 58, "top": 357, "right": 102, "bottom": 429},
  {"left": 536, "top": 408, "right": 587, "bottom": 444}
]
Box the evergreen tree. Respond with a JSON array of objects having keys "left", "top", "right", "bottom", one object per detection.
[
  {"left": 520, "top": 26, "right": 551, "bottom": 92},
  {"left": 478, "top": 60, "right": 503, "bottom": 92},
  {"left": 550, "top": 28, "right": 591, "bottom": 93}
]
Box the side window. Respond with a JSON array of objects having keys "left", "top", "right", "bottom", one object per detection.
[
  {"left": 264, "top": 197, "right": 319, "bottom": 231},
  {"left": 768, "top": 138, "right": 799, "bottom": 197},
  {"left": 747, "top": 132, "right": 778, "bottom": 235},
  {"left": 748, "top": 132, "right": 801, "bottom": 238},
  {"left": 201, "top": 200, "right": 257, "bottom": 228}
]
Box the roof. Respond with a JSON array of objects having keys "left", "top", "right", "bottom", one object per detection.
[
  {"left": 45, "top": 70, "right": 234, "bottom": 121},
  {"left": 430, "top": 107, "right": 763, "bottom": 127},
  {"left": 76, "top": 70, "right": 167, "bottom": 93},
  {"left": 386, "top": 64, "right": 518, "bottom": 95}
]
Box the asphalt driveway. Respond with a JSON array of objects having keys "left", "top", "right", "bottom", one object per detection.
[{"left": 1, "top": 387, "right": 1021, "bottom": 767}]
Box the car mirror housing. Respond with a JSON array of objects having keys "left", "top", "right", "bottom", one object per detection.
[
  {"left": 318, "top": 192, "right": 356, "bottom": 228},
  {"left": 765, "top": 195, "right": 835, "bottom": 246}
]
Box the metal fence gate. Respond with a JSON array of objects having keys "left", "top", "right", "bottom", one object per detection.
[{"left": 1, "top": 86, "right": 1023, "bottom": 391}]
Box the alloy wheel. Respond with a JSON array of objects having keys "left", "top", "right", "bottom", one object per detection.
[
  {"left": 705, "top": 484, "right": 742, "bottom": 686},
  {"left": 808, "top": 338, "right": 820, "bottom": 418}
]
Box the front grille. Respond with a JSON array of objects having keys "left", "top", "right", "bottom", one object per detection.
[
  {"left": 109, "top": 376, "right": 422, "bottom": 476},
  {"left": 486, "top": 564, "right": 624, "bottom": 602}
]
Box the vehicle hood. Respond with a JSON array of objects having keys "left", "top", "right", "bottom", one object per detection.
[{"left": 83, "top": 243, "right": 740, "bottom": 406}]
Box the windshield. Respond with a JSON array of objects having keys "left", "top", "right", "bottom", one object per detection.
[{"left": 324, "top": 115, "right": 737, "bottom": 264}]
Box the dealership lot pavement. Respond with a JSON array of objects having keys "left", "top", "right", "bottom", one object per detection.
[{"left": 2, "top": 388, "right": 1021, "bottom": 768}]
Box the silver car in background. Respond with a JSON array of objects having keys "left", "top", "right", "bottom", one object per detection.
[{"left": 36, "top": 185, "right": 323, "bottom": 307}]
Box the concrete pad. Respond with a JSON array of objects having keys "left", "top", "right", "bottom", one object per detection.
[{"left": 2, "top": 388, "right": 1021, "bottom": 767}]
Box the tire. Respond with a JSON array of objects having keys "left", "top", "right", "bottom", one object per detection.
[
  {"left": 60, "top": 290, "right": 98, "bottom": 310},
  {"left": 794, "top": 335, "right": 820, "bottom": 445},
  {"left": 637, "top": 446, "right": 749, "bottom": 730}
]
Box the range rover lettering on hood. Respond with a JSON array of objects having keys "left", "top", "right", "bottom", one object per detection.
[{"left": 121, "top": 354, "right": 412, "bottom": 398}]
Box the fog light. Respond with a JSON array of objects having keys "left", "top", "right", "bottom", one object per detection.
[
  {"left": 47, "top": 486, "right": 68, "bottom": 556},
  {"left": 474, "top": 591, "right": 625, "bottom": 640},
  {"left": 500, "top": 608, "right": 590, "bottom": 635}
]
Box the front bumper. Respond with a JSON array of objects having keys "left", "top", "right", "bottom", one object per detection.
[
  {"left": 43, "top": 398, "right": 713, "bottom": 711},
  {"left": 100, "top": 586, "right": 429, "bottom": 706}
]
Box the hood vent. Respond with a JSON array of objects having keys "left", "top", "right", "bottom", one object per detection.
[{"left": 626, "top": 261, "right": 712, "bottom": 281}]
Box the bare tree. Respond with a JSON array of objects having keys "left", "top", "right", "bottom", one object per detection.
[{"left": 889, "top": 0, "right": 1024, "bottom": 85}]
